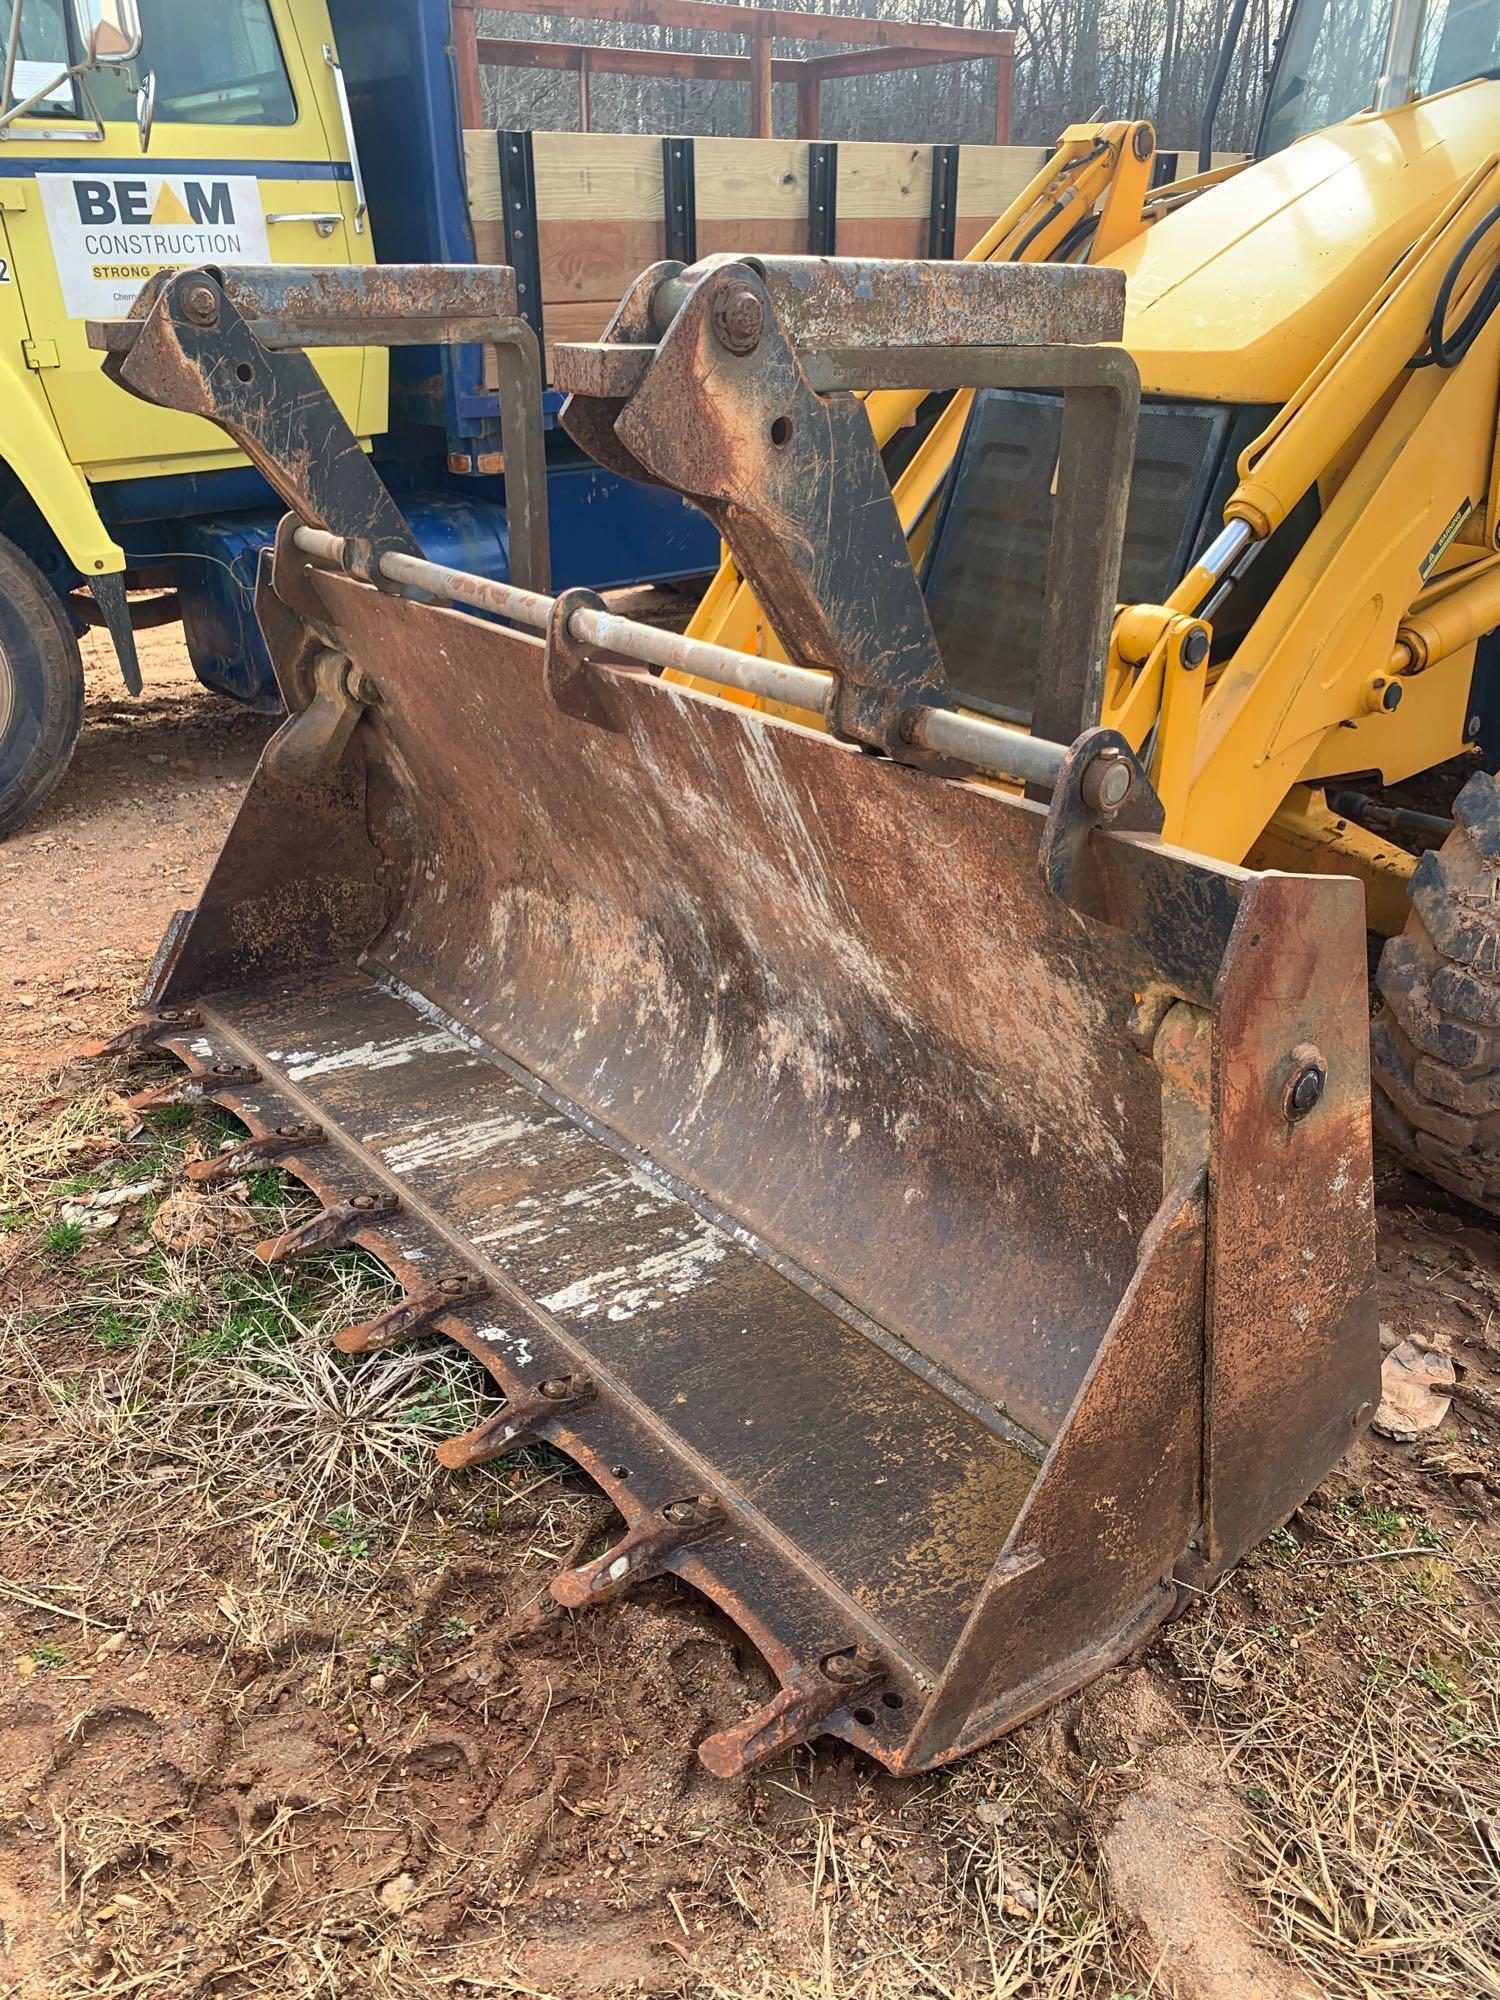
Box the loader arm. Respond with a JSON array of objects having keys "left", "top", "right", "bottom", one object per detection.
[
  {"left": 684, "top": 75, "right": 1500, "bottom": 918},
  {"left": 683, "top": 120, "right": 1170, "bottom": 671},
  {"left": 87, "top": 259, "right": 1377, "bottom": 1779}
]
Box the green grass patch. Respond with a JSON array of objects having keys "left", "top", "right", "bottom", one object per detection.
[
  {"left": 321, "top": 1505, "right": 381, "bottom": 1562},
  {"left": 41, "top": 1220, "right": 85, "bottom": 1257},
  {"left": 92, "top": 1310, "right": 141, "bottom": 1353}
]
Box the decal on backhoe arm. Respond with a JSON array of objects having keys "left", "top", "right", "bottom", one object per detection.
[
  {"left": 1420, "top": 497, "right": 1474, "bottom": 580},
  {"left": 37, "top": 173, "right": 271, "bottom": 318}
]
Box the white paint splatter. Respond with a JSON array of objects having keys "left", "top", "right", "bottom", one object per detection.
[
  {"left": 284, "top": 1029, "right": 461, "bottom": 1081},
  {"left": 539, "top": 1223, "right": 728, "bottom": 1323}
]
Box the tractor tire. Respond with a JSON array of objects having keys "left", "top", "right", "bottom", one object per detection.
[
  {"left": 0, "top": 536, "right": 84, "bottom": 841},
  {"left": 1370, "top": 769, "right": 1500, "bottom": 1213}
]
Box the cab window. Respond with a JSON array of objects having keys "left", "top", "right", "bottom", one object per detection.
[
  {"left": 1, "top": 0, "right": 297, "bottom": 126},
  {"left": 1417, "top": 0, "right": 1500, "bottom": 92},
  {"left": 95, "top": 0, "right": 297, "bottom": 126},
  {"left": 1259, "top": 0, "right": 1396, "bottom": 153},
  {"left": 0, "top": 0, "right": 79, "bottom": 114}
]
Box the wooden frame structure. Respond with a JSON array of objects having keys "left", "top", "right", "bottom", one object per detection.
[{"left": 452, "top": 0, "right": 1015, "bottom": 143}]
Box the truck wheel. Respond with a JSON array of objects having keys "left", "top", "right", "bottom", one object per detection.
[
  {"left": 1370, "top": 769, "right": 1500, "bottom": 1212},
  {"left": 0, "top": 537, "right": 84, "bottom": 840}
]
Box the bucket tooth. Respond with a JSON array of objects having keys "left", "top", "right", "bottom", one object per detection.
[
  {"left": 255, "top": 1190, "right": 401, "bottom": 1265},
  {"left": 185, "top": 1121, "right": 328, "bottom": 1186},
  {"left": 334, "top": 1272, "right": 491, "bottom": 1354},
  {"left": 696, "top": 1648, "right": 892, "bottom": 1776},
  {"left": 552, "top": 1495, "right": 724, "bottom": 1608},
  {"left": 435, "top": 1372, "right": 596, "bottom": 1471},
  {"left": 80, "top": 1008, "right": 203, "bottom": 1059},
  {"left": 697, "top": 1647, "right": 888, "bottom": 1779},
  {"left": 128, "top": 1061, "right": 261, "bottom": 1112}
]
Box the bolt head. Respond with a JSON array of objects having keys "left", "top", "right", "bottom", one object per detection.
[
  {"left": 1080, "top": 747, "right": 1134, "bottom": 815},
  {"left": 178, "top": 278, "right": 220, "bottom": 326},
  {"left": 1179, "top": 625, "right": 1210, "bottom": 668},
  {"left": 1287, "top": 1062, "right": 1326, "bottom": 1119},
  {"left": 824, "top": 1644, "right": 881, "bottom": 1685},
  {"left": 710, "top": 282, "right": 766, "bottom": 357},
  {"left": 1467, "top": 713, "right": 1483, "bottom": 738}
]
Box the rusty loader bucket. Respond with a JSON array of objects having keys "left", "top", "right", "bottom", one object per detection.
[{"left": 85, "top": 260, "right": 1379, "bottom": 1777}]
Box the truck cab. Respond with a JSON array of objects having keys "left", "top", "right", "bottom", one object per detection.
[{"left": 0, "top": 0, "right": 717, "bottom": 837}]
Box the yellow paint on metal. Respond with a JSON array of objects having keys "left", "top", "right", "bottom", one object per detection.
[{"left": 1248, "top": 787, "right": 1416, "bottom": 938}]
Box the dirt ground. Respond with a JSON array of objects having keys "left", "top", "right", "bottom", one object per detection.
[
  {"left": 0, "top": 626, "right": 275, "bottom": 1083},
  {"left": 0, "top": 631, "right": 1497, "bottom": 1999}
]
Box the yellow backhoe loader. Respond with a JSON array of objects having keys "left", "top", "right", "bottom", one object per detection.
[
  {"left": 686, "top": 0, "right": 1500, "bottom": 1214},
  {"left": 81, "top": 0, "right": 1500, "bottom": 1776}
]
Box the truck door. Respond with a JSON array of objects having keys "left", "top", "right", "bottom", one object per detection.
[{"left": 0, "top": 0, "right": 383, "bottom": 480}]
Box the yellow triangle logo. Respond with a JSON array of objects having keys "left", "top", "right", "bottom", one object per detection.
[{"left": 150, "top": 183, "right": 192, "bottom": 226}]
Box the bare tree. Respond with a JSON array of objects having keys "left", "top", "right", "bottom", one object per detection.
[{"left": 478, "top": 0, "right": 1298, "bottom": 153}]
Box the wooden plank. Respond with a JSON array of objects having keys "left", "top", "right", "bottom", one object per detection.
[
  {"left": 468, "top": 130, "right": 667, "bottom": 224},
  {"left": 836, "top": 217, "right": 928, "bottom": 259},
  {"left": 538, "top": 217, "right": 665, "bottom": 303},
  {"left": 697, "top": 216, "right": 806, "bottom": 260},
  {"left": 955, "top": 144, "right": 1050, "bottom": 230},
  {"left": 544, "top": 297, "right": 621, "bottom": 380},
  {"left": 835, "top": 140, "right": 930, "bottom": 220},
  {"left": 695, "top": 137, "right": 808, "bottom": 220},
  {"left": 534, "top": 131, "right": 666, "bottom": 222},
  {"left": 464, "top": 127, "right": 501, "bottom": 221}
]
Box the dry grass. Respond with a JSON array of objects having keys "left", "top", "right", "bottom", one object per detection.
[
  {"left": 0, "top": 1071, "right": 504, "bottom": 1651},
  {"left": 1162, "top": 1517, "right": 1500, "bottom": 2000}
]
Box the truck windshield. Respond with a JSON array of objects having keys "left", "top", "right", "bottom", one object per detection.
[
  {"left": 1, "top": 0, "right": 297, "bottom": 126},
  {"left": 1261, "top": 0, "right": 1500, "bottom": 153}
]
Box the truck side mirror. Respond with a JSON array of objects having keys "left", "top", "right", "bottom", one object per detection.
[
  {"left": 71, "top": 0, "right": 143, "bottom": 68},
  {"left": 136, "top": 67, "right": 155, "bottom": 152}
]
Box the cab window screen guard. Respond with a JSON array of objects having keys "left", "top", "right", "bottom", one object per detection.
[{"left": 2, "top": 0, "right": 297, "bottom": 125}]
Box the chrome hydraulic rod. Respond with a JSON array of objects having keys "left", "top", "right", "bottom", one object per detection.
[{"left": 291, "top": 526, "right": 1070, "bottom": 792}]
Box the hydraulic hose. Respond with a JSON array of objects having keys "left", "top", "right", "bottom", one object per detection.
[{"left": 1414, "top": 201, "right": 1500, "bottom": 367}]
